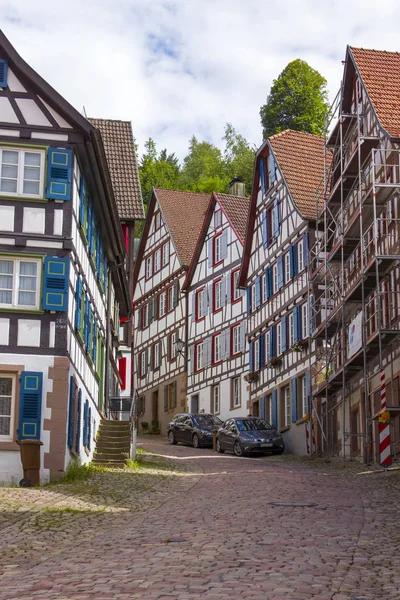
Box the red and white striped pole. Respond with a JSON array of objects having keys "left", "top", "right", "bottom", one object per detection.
[{"left": 379, "top": 370, "right": 392, "bottom": 468}]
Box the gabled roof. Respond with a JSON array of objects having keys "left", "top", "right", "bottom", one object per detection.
[
  {"left": 350, "top": 46, "right": 400, "bottom": 139},
  {"left": 268, "top": 130, "right": 325, "bottom": 220},
  {"left": 214, "top": 193, "right": 250, "bottom": 244},
  {"left": 88, "top": 118, "right": 144, "bottom": 221}
]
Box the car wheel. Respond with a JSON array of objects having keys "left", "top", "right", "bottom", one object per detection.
[
  {"left": 275, "top": 447, "right": 284, "bottom": 455},
  {"left": 216, "top": 438, "right": 224, "bottom": 453},
  {"left": 192, "top": 433, "right": 200, "bottom": 448},
  {"left": 168, "top": 431, "right": 177, "bottom": 445},
  {"left": 233, "top": 441, "right": 243, "bottom": 457}
]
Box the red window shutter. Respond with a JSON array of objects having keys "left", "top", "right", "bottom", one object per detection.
[
  {"left": 118, "top": 358, "right": 127, "bottom": 390},
  {"left": 121, "top": 224, "right": 129, "bottom": 251}
]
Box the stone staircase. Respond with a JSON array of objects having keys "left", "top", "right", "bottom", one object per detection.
[{"left": 92, "top": 419, "right": 131, "bottom": 467}]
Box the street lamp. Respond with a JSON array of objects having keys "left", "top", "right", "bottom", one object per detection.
[{"left": 176, "top": 337, "right": 185, "bottom": 356}]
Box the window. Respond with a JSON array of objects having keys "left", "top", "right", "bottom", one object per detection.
[
  {"left": 214, "top": 278, "right": 223, "bottom": 312},
  {"left": 289, "top": 312, "right": 294, "bottom": 347},
  {"left": 251, "top": 282, "right": 257, "bottom": 312},
  {"left": 232, "top": 376, "right": 241, "bottom": 408},
  {"left": 139, "top": 395, "right": 145, "bottom": 416},
  {"left": 154, "top": 342, "right": 161, "bottom": 369},
  {"left": 154, "top": 211, "right": 161, "bottom": 231},
  {"left": 167, "top": 286, "right": 174, "bottom": 312},
  {"left": 265, "top": 330, "right": 271, "bottom": 363},
  {"left": 272, "top": 263, "right": 278, "bottom": 294},
  {"left": 214, "top": 209, "right": 222, "bottom": 229},
  {"left": 214, "top": 234, "right": 222, "bottom": 265},
  {"left": 0, "top": 257, "right": 40, "bottom": 309},
  {"left": 284, "top": 386, "right": 291, "bottom": 426},
  {"left": 142, "top": 303, "right": 149, "bottom": 328},
  {"left": 162, "top": 242, "right": 169, "bottom": 267},
  {"left": 170, "top": 331, "right": 178, "bottom": 361},
  {"left": 298, "top": 241, "right": 304, "bottom": 272},
  {"left": 145, "top": 256, "right": 152, "bottom": 279},
  {"left": 232, "top": 269, "right": 241, "bottom": 302},
  {"left": 0, "top": 375, "right": 15, "bottom": 440},
  {"left": 140, "top": 351, "right": 147, "bottom": 378},
  {"left": 301, "top": 375, "right": 308, "bottom": 417},
  {"left": 277, "top": 322, "right": 282, "bottom": 356},
  {"left": 196, "top": 288, "right": 204, "bottom": 320},
  {"left": 231, "top": 323, "right": 241, "bottom": 356},
  {"left": 154, "top": 249, "right": 161, "bottom": 273},
  {"left": 159, "top": 292, "right": 166, "bottom": 317},
  {"left": 302, "top": 303, "right": 309, "bottom": 338},
  {"left": 195, "top": 341, "right": 204, "bottom": 371},
  {"left": 285, "top": 252, "right": 291, "bottom": 282},
  {"left": 213, "top": 333, "right": 221, "bottom": 364},
  {"left": 212, "top": 385, "right": 220, "bottom": 414},
  {"left": 261, "top": 273, "right": 267, "bottom": 303},
  {"left": 254, "top": 338, "right": 260, "bottom": 371},
  {"left": 0, "top": 148, "right": 44, "bottom": 198}
]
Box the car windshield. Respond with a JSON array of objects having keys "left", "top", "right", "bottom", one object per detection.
[
  {"left": 236, "top": 419, "right": 273, "bottom": 431},
  {"left": 194, "top": 415, "right": 223, "bottom": 428}
]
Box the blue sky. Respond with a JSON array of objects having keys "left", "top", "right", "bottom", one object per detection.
[{"left": 1, "top": 0, "right": 400, "bottom": 160}]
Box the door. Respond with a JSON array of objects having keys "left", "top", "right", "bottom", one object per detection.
[
  {"left": 152, "top": 391, "right": 158, "bottom": 423},
  {"left": 191, "top": 394, "right": 199, "bottom": 413},
  {"left": 351, "top": 406, "right": 360, "bottom": 456}
]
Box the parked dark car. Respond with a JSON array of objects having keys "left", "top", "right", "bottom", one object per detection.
[
  {"left": 216, "top": 417, "right": 284, "bottom": 456},
  {"left": 167, "top": 413, "right": 223, "bottom": 448}
]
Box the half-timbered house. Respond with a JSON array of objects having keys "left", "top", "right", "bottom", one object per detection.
[
  {"left": 0, "top": 32, "right": 130, "bottom": 483},
  {"left": 239, "top": 130, "right": 325, "bottom": 455},
  {"left": 132, "top": 188, "right": 209, "bottom": 433},
  {"left": 182, "top": 184, "right": 249, "bottom": 418}
]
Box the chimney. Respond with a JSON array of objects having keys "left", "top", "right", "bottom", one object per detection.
[{"left": 229, "top": 176, "right": 246, "bottom": 198}]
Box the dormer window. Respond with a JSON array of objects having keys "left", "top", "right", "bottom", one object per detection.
[{"left": 0, "top": 148, "right": 44, "bottom": 198}]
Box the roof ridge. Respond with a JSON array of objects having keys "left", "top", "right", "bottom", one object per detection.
[
  {"left": 154, "top": 187, "right": 209, "bottom": 197},
  {"left": 268, "top": 129, "right": 323, "bottom": 141},
  {"left": 89, "top": 117, "right": 132, "bottom": 125},
  {"left": 350, "top": 46, "right": 400, "bottom": 56}
]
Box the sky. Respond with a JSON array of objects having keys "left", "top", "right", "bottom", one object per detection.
[{"left": 1, "top": 0, "right": 400, "bottom": 161}]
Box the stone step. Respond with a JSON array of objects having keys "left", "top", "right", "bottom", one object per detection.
[
  {"left": 100, "top": 420, "right": 130, "bottom": 427},
  {"left": 94, "top": 453, "right": 128, "bottom": 462},
  {"left": 95, "top": 446, "right": 130, "bottom": 455},
  {"left": 92, "top": 457, "right": 127, "bottom": 466}
]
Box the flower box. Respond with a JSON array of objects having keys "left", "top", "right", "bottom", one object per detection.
[
  {"left": 244, "top": 372, "right": 259, "bottom": 383},
  {"left": 267, "top": 357, "right": 282, "bottom": 368},
  {"left": 291, "top": 339, "right": 308, "bottom": 352}
]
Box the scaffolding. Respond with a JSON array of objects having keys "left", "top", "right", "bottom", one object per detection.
[{"left": 308, "top": 75, "right": 400, "bottom": 464}]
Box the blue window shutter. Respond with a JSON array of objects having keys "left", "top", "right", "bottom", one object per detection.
[
  {"left": 290, "top": 245, "right": 297, "bottom": 277},
  {"left": 270, "top": 325, "right": 276, "bottom": 357},
  {"left": 67, "top": 376, "right": 76, "bottom": 449},
  {"left": 305, "top": 370, "right": 311, "bottom": 416},
  {"left": 87, "top": 199, "right": 94, "bottom": 254},
  {"left": 103, "top": 253, "right": 108, "bottom": 293},
  {"left": 87, "top": 407, "right": 92, "bottom": 451},
  {"left": 249, "top": 341, "right": 254, "bottom": 372},
  {"left": 41, "top": 257, "right": 69, "bottom": 312},
  {"left": 294, "top": 306, "right": 301, "bottom": 341},
  {"left": 18, "top": 372, "right": 42, "bottom": 440},
  {"left": 291, "top": 378, "right": 298, "bottom": 423},
  {"left": 83, "top": 400, "right": 88, "bottom": 447},
  {"left": 266, "top": 267, "right": 272, "bottom": 299},
  {"left": 262, "top": 212, "right": 268, "bottom": 249},
  {"left": 259, "top": 334, "right": 265, "bottom": 367},
  {"left": 76, "top": 390, "right": 82, "bottom": 452},
  {"left": 303, "top": 234, "right": 309, "bottom": 267},
  {"left": 46, "top": 148, "right": 73, "bottom": 201},
  {"left": 84, "top": 296, "right": 89, "bottom": 349},
  {"left": 96, "top": 230, "right": 102, "bottom": 274},
  {"left": 278, "top": 255, "right": 284, "bottom": 289},
  {"left": 75, "top": 277, "right": 82, "bottom": 330},
  {"left": 281, "top": 316, "right": 287, "bottom": 353},
  {"left": 259, "top": 157, "right": 266, "bottom": 196},
  {"left": 269, "top": 153, "right": 276, "bottom": 185},
  {"left": 0, "top": 59, "right": 8, "bottom": 87},
  {"left": 207, "top": 239, "right": 213, "bottom": 268},
  {"left": 260, "top": 395, "right": 265, "bottom": 419},
  {"left": 272, "top": 389, "right": 278, "bottom": 428},
  {"left": 79, "top": 176, "right": 86, "bottom": 225},
  {"left": 273, "top": 198, "right": 280, "bottom": 237},
  {"left": 92, "top": 320, "right": 97, "bottom": 364},
  {"left": 255, "top": 277, "right": 261, "bottom": 308},
  {"left": 87, "top": 303, "right": 93, "bottom": 353},
  {"left": 247, "top": 287, "right": 252, "bottom": 315}
]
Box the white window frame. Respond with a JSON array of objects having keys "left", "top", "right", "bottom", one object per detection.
[
  {"left": 232, "top": 376, "right": 241, "bottom": 407},
  {"left": 145, "top": 256, "right": 152, "bottom": 279},
  {"left": 232, "top": 324, "right": 241, "bottom": 355},
  {"left": 167, "top": 286, "right": 174, "bottom": 311},
  {"left": 265, "top": 330, "right": 271, "bottom": 363},
  {"left": 298, "top": 241, "right": 304, "bottom": 272},
  {"left": 154, "top": 342, "right": 161, "bottom": 368},
  {"left": 233, "top": 270, "right": 241, "bottom": 301},
  {"left": 159, "top": 292, "right": 166, "bottom": 318},
  {"left": 284, "top": 385, "right": 291, "bottom": 426},
  {"left": 214, "top": 234, "right": 222, "bottom": 264},
  {"left": 215, "top": 279, "right": 222, "bottom": 310},
  {"left": 254, "top": 338, "right": 260, "bottom": 371},
  {"left": 261, "top": 273, "right": 267, "bottom": 303},
  {"left": 171, "top": 331, "right": 178, "bottom": 360},
  {"left": 273, "top": 263, "right": 278, "bottom": 294},
  {"left": 0, "top": 374, "right": 16, "bottom": 441},
  {"left": 0, "top": 257, "right": 41, "bottom": 310},
  {"left": 289, "top": 312, "right": 294, "bottom": 347},
  {"left": 213, "top": 333, "right": 221, "bottom": 363},
  {"left": 277, "top": 321, "right": 282, "bottom": 356},
  {"left": 214, "top": 209, "right": 222, "bottom": 229},
  {"left": 301, "top": 375, "right": 307, "bottom": 417},
  {"left": 162, "top": 242, "right": 169, "bottom": 267},
  {"left": 302, "top": 302, "right": 309, "bottom": 339},
  {"left": 0, "top": 147, "right": 45, "bottom": 199},
  {"left": 196, "top": 341, "right": 203, "bottom": 371},
  {"left": 154, "top": 248, "right": 161, "bottom": 273},
  {"left": 140, "top": 351, "right": 147, "bottom": 377},
  {"left": 285, "top": 252, "right": 291, "bottom": 282},
  {"left": 196, "top": 289, "right": 204, "bottom": 319},
  {"left": 143, "top": 303, "right": 149, "bottom": 328},
  {"left": 212, "top": 384, "right": 220, "bottom": 414},
  {"left": 251, "top": 282, "right": 257, "bottom": 312}
]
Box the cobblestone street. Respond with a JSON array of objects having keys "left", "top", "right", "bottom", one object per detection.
[{"left": 1, "top": 438, "right": 400, "bottom": 600}]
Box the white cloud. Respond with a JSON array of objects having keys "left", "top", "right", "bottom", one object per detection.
[{"left": 1, "top": 0, "right": 400, "bottom": 162}]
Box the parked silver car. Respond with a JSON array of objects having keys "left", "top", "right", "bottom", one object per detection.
[{"left": 216, "top": 417, "right": 284, "bottom": 456}]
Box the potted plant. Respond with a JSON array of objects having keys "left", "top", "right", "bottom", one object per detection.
[
  {"left": 141, "top": 421, "right": 149, "bottom": 433},
  {"left": 244, "top": 372, "right": 259, "bottom": 383},
  {"left": 291, "top": 339, "right": 308, "bottom": 352},
  {"left": 267, "top": 356, "right": 282, "bottom": 368},
  {"left": 150, "top": 420, "right": 160, "bottom": 435}
]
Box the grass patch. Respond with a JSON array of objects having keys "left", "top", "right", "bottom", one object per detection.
[{"left": 60, "top": 458, "right": 106, "bottom": 484}]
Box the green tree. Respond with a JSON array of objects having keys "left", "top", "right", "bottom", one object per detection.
[
  {"left": 139, "top": 138, "right": 180, "bottom": 208},
  {"left": 260, "top": 59, "right": 329, "bottom": 139},
  {"left": 223, "top": 123, "right": 256, "bottom": 196},
  {"left": 178, "top": 136, "right": 229, "bottom": 194}
]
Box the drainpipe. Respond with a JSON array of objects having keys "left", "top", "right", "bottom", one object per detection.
[{"left": 104, "top": 266, "right": 112, "bottom": 418}]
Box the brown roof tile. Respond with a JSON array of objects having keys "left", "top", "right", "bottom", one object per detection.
[
  {"left": 88, "top": 118, "right": 144, "bottom": 221},
  {"left": 269, "top": 130, "right": 325, "bottom": 220},
  {"left": 154, "top": 188, "right": 210, "bottom": 267},
  {"left": 214, "top": 193, "right": 250, "bottom": 244},
  {"left": 350, "top": 47, "right": 400, "bottom": 138}
]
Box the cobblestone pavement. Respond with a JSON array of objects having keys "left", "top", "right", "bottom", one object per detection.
[{"left": 1, "top": 438, "right": 400, "bottom": 600}]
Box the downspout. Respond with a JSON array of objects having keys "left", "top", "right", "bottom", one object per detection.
[
  {"left": 184, "top": 285, "right": 189, "bottom": 411},
  {"left": 104, "top": 266, "right": 112, "bottom": 418}
]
